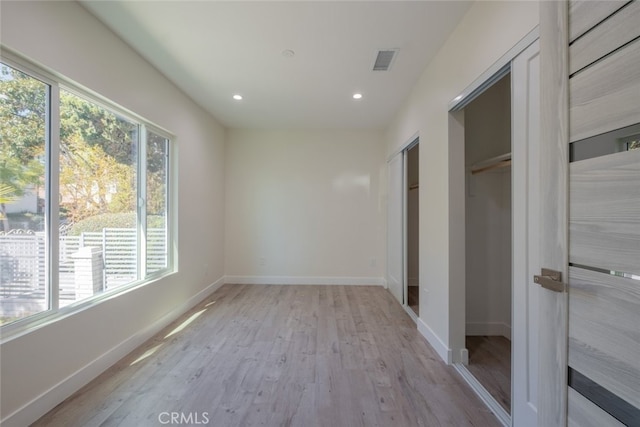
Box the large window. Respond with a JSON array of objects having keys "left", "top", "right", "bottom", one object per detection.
[{"left": 0, "top": 59, "right": 172, "bottom": 327}]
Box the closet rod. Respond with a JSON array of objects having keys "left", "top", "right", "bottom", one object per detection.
[
  {"left": 470, "top": 152, "right": 512, "bottom": 175},
  {"left": 471, "top": 159, "right": 511, "bottom": 175}
]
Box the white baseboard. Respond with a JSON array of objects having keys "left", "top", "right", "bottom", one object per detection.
[
  {"left": 1, "top": 276, "right": 225, "bottom": 427},
  {"left": 224, "top": 275, "right": 385, "bottom": 286},
  {"left": 417, "top": 317, "right": 452, "bottom": 364},
  {"left": 459, "top": 347, "right": 469, "bottom": 365},
  {"left": 466, "top": 322, "right": 511, "bottom": 339}
]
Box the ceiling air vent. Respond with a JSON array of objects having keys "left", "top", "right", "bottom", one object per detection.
[{"left": 373, "top": 49, "right": 398, "bottom": 71}]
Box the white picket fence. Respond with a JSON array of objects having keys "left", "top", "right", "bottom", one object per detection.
[{"left": 0, "top": 228, "right": 167, "bottom": 299}]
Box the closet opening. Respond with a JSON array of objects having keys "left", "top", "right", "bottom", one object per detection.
[
  {"left": 386, "top": 136, "right": 419, "bottom": 320},
  {"left": 406, "top": 143, "right": 419, "bottom": 317},
  {"left": 463, "top": 73, "right": 512, "bottom": 414},
  {"left": 449, "top": 33, "right": 540, "bottom": 426}
]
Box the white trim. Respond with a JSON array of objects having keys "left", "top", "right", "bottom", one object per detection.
[
  {"left": 454, "top": 363, "right": 511, "bottom": 427},
  {"left": 404, "top": 304, "right": 418, "bottom": 323},
  {"left": 459, "top": 347, "right": 469, "bottom": 365},
  {"left": 224, "top": 276, "right": 385, "bottom": 286},
  {"left": 466, "top": 322, "right": 512, "bottom": 340},
  {"left": 417, "top": 316, "right": 452, "bottom": 364},
  {"left": 1, "top": 271, "right": 177, "bottom": 343},
  {"left": 0, "top": 276, "right": 226, "bottom": 427},
  {"left": 448, "top": 26, "right": 539, "bottom": 111},
  {"left": 0, "top": 49, "right": 58, "bottom": 86},
  {"left": 402, "top": 150, "right": 408, "bottom": 306},
  {"left": 138, "top": 125, "right": 148, "bottom": 280},
  {"left": 387, "top": 132, "right": 419, "bottom": 162},
  {"left": 48, "top": 83, "right": 60, "bottom": 311}
]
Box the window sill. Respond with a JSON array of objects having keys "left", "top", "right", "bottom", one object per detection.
[{"left": 0, "top": 269, "right": 177, "bottom": 345}]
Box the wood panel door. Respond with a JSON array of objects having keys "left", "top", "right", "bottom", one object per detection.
[
  {"left": 538, "top": 2, "right": 639, "bottom": 425},
  {"left": 566, "top": 1, "right": 640, "bottom": 425}
]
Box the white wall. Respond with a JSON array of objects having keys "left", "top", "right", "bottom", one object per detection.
[
  {"left": 385, "top": 0, "right": 538, "bottom": 362},
  {"left": 0, "top": 2, "right": 225, "bottom": 425},
  {"left": 225, "top": 129, "right": 386, "bottom": 285}
]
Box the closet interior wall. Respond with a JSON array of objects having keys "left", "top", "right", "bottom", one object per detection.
[
  {"left": 464, "top": 75, "right": 512, "bottom": 339},
  {"left": 407, "top": 144, "right": 420, "bottom": 312}
]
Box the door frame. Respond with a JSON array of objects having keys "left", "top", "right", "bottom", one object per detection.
[
  {"left": 447, "top": 24, "right": 568, "bottom": 427},
  {"left": 404, "top": 140, "right": 419, "bottom": 321},
  {"left": 448, "top": 66, "right": 516, "bottom": 427},
  {"left": 386, "top": 135, "right": 419, "bottom": 317},
  {"left": 387, "top": 151, "right": 406, "bottom": 306}
]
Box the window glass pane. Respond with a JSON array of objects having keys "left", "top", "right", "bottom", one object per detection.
[
  {"left": 0, "top": 63, "right": 48, "bottom": 325},
  {"left": 59, "top": 90, "right": 138, "bottom": 306},
  {"left": 146, "top": 131, "right": 168, "bottom": 275}
]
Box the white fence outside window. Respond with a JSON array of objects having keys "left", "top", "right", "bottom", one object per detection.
[{"left": 0, "top": 228, "right": 166, "bottom": 316}]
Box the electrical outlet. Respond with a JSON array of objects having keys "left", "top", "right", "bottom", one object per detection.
[
  {"left": 370, "top": 258, "right": 377, "bottom": 268},
  {"left": 259, "top": 257, "right": 266, "bottom": 266}
]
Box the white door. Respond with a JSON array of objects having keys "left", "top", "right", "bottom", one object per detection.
[
  {"left": 387, "top": 153, "right": 404, "bottom": 304},
  {"left": 512, "top": 39, "right": 541, "bottom": 427}
]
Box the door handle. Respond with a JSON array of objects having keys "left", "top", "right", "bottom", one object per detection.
[{"left": 534, "top": 268, "right": 566, "bottom": 293}]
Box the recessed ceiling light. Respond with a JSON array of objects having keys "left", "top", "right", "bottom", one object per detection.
[
  {"left": 353, "top": 93, "right": 363, "bottom": 100},
  {"left": 233, "top": 94, "right": 243, "bottom": 101}
]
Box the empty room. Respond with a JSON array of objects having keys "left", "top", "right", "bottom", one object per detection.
[{"left": 1, "top": 1, "right": 638, "bottom": 427}]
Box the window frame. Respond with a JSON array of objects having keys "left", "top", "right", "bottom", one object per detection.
[
  {"left": 142, "top": 126, "right": 173, "bottom": 278},
  {"left": 0, "top": 49, "right": 175, "bottom": 341}
]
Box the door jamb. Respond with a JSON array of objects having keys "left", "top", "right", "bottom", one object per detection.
[{"left": 446, "top": 26, "right": 541, "bottom": 427}]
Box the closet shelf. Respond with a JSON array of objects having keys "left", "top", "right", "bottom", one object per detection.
[{"left": 470, "top": 152, "right": 511, "bottom": 175}]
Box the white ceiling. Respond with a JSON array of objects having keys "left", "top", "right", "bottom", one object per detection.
[{"left": 80, "top": 1, "right": 472, "bottom": 130}]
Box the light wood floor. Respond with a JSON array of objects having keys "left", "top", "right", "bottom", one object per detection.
[
  {"left": 35, "top": 285, "right": 499, "bottom": 427},
  {"left": 465, "top": 335, "right": 511, "bottom": 413}
]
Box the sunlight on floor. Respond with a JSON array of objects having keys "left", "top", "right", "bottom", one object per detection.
[
  {"left": 129, "top": 306, "right": 211, "bottom": 366},
  {"left": 130, "top": 344, "right": 163, "bottom": 366},
  {"left": 164, "top": 309, "right": 207, "bottom": 339}
]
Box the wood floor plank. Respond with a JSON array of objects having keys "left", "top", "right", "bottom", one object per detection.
[
  {"left": 466, "top": 335, "right": 511, "bottom": 413},
  {"left": 34, "top": 285, "right": 500, "bottom": 427}
]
